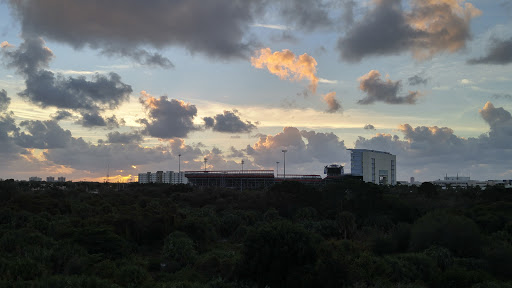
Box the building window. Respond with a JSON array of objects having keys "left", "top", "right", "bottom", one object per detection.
[
  {"left": 391, "top": 160, "right": 395, "bottom": 184},
  {"left": 371, "top": 158, "right": 375, "bottom": 183}
]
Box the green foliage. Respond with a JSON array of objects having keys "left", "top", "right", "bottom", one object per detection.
[
  {"left": 410, "top": 211, "right": 482, "bottom": 257},
  {"left": 423, "top": 245, "right": 453, "bottom": 271},
  {"left": 0, "top": 180, "right": 511, "bottom": 287},
  {"left": 162, "top": 231, "right": 197, "bottom": 268},
  {"left": 391, "top": 223, "right": 412, "bottom": 253},
  {"left": 336, "top": 211, "right": 357, "bottom": 239},
  {"left": 384, "top": 253, "right": 440, "bottom": 285},
  {"left": 239, "top": 220, "right": 317, "bottom": 287},
  {"left": 419, "top": 182, "right": 438, "bottom": 198},
  {"left": 73, "top": 226, "right": 131, "bottom": 258}
]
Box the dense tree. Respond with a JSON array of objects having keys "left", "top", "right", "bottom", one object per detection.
[
  {"left": 1, "top": 179, "right": 511, "bottom": 287},
  {"left": 239, "top": 221, "right": 318, "bottom": 287}
]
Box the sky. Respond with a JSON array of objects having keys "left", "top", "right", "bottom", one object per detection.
[{"left": 0, "top": 0, "right": 511, "bottom": 182}]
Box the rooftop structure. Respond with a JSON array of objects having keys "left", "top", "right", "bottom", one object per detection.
[
  {"left": 324, "top": 164, "right": 344, "bottom": 177},
  {"left": 185, "top": 170, "right": 274, "bottom": 189}
]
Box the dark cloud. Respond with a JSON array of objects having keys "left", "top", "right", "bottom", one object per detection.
[
  {"left": 337, "top": 0, "right": 481, "bottom": 62},
  {"left": 76, "top": 112, "right": 124, "bottom": 129},
  {"left": 228, "top": 146, "right": 245, "bottom": 158},
  {"left": 203, "top": 117, "right": 215, "bottom": 128},
  {"left": 278, "top": 0, "right": 333, "bottom": 31},
  {"left": 51, "top": 110, "right": 73, "bottom": 121},
  {"left": 6, "top": 0, "right": 344, "bottom": 65},
  {"left": 1, "top": 37, "right": 133, "bottom": 115},
  {"left": 138, "top": 94, "right": 198, "bottom": 139},
  {"left": 20, "top": 71, "right": 132, "bottom": 111},
  {"left": 364, "top": 124, "right": 375, "bottom": 130},
  {"left": 203, "top": 110, "right": 256, "bottom": 133},
  {"left": 408, "top": 74, "right": 429, "bottom": 86},
  {"left": 358, "top": 70, "right": 420, "bottom": 104},
  {"left": 468, "top": 37, "right": 512, "bottom": 65},
  {"left": 341, "top": 0, "right": 356, "bottom": 27},
  {"left": 7, "top": 0, "right": 267, "bottom": 62},
  {"left": 492, "top": 93, "right": 512, "bottom": 100},
  {"left": 0, "top": 111, "right": 21, "bottom": 161},
  {"left": 479, "top": 102, "right": 512, "bottom": 148},
  {"left": 78, "top": 112, "right": 108, "bottom": 128},
  {"left": 15, "top": 120, "right": 72, "bottom": 149},
  {"left": 2, "top": 37, "right": 53, "bottom": 74},
  {"left": 100, "top": 47, "right": 174, "bottom": 68},
  {"left": 337, "top": 0, "right": 417, "bottom": 62},
  {"left": 323, "top": 92, "right": 342, "bottom": 113},
  {"left": 105, "top": 131, "right": 144, "bottom": 144},
  {"left": 0, "top": 89, "right": 10, "bottom": 111}
]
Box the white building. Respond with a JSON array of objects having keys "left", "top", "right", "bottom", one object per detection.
[
  {"left": 163, "top": 171, "right": 188, "bottom": 184},
  {"left": 58, "top": 177, "right": 66, "bottom": 182},
  {"left": 138, "top": 171, "right": 188, "bottom": 184},
  {"left": 138, "top": 172, "right": 151, "bottom": 184},
  {"left": 349, "top": 149, "right": 396, "bottom": 185},
  {"left": 46, "top": 176, "right": 55, "bottom": 182}
]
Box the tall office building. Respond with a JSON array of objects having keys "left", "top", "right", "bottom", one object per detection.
[{"left": 349, "top": 149, "right": 396, "bottom": 185}]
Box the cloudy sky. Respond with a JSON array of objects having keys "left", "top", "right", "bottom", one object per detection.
[{"left": 1, "top": 0, "right": 511, "bottom": 182}]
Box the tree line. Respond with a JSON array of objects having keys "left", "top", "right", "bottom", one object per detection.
[{"left": 0, "top": 179, "right": 511, "bottom": 287}]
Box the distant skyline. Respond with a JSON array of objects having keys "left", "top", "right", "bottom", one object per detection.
[{"left": 0, "top": 0, "right": 511, "bottom": 182}]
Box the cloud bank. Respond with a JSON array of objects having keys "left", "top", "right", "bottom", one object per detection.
[{"left": 337, "top": 0, "right": 481, "bottom": 62}]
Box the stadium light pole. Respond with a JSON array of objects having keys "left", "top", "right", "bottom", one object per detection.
[
  {"left": 204, "top": 157, "right": 207, "bottom": 172},
  {"left": 178, "top": 154, "right": 181, "bottom": 184},
  {"left": 276, "top": 161, "right": 280, "bottom": 178},
  {"left": 282, "top": 149, "right": 287, "bottom": 179}
]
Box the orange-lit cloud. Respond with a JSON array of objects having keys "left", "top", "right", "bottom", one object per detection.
[
  {"left": 251, "top": 48, "right": 319, "bottom": 93},
  {"left": 407, "top": 0, "right": 481, "bottom": 59},
  {"left": 0, "top": 41, "right": 13, "bottom": 48},
  {"left": 323, "top": 92, "right": 342, "bottom": 113}
]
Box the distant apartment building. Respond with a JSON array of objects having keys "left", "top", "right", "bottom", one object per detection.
[
  {"left": 58, "top": 177, "right": 66, "bottom": 182},
  {"left": 29, "top": 177, "right": 42, "bottom": 182},
  {"left": 349, "top": 149, "right": 396, "bottom": 185},
  {"left": 138, "top": 171, "right": 188, "bottom": 184},
  {"left": 46, "top": 176, "right": 55, "bottom": 182}
]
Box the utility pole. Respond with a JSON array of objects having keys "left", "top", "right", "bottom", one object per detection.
[
  {"left": 282, "top": 149, "right": 287, "bottom": 179},
  {"left": 204, "top": 157, "right": 207, "bottom": 172},
  {"left": 276, "top": 161, "right": 280, "bottom": 178},
  {"left": 178, "top": 154, "right": 181, "bottom": 184},
  {"left": 241, "top": 160, "right": 244, "bottom": 192}
]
